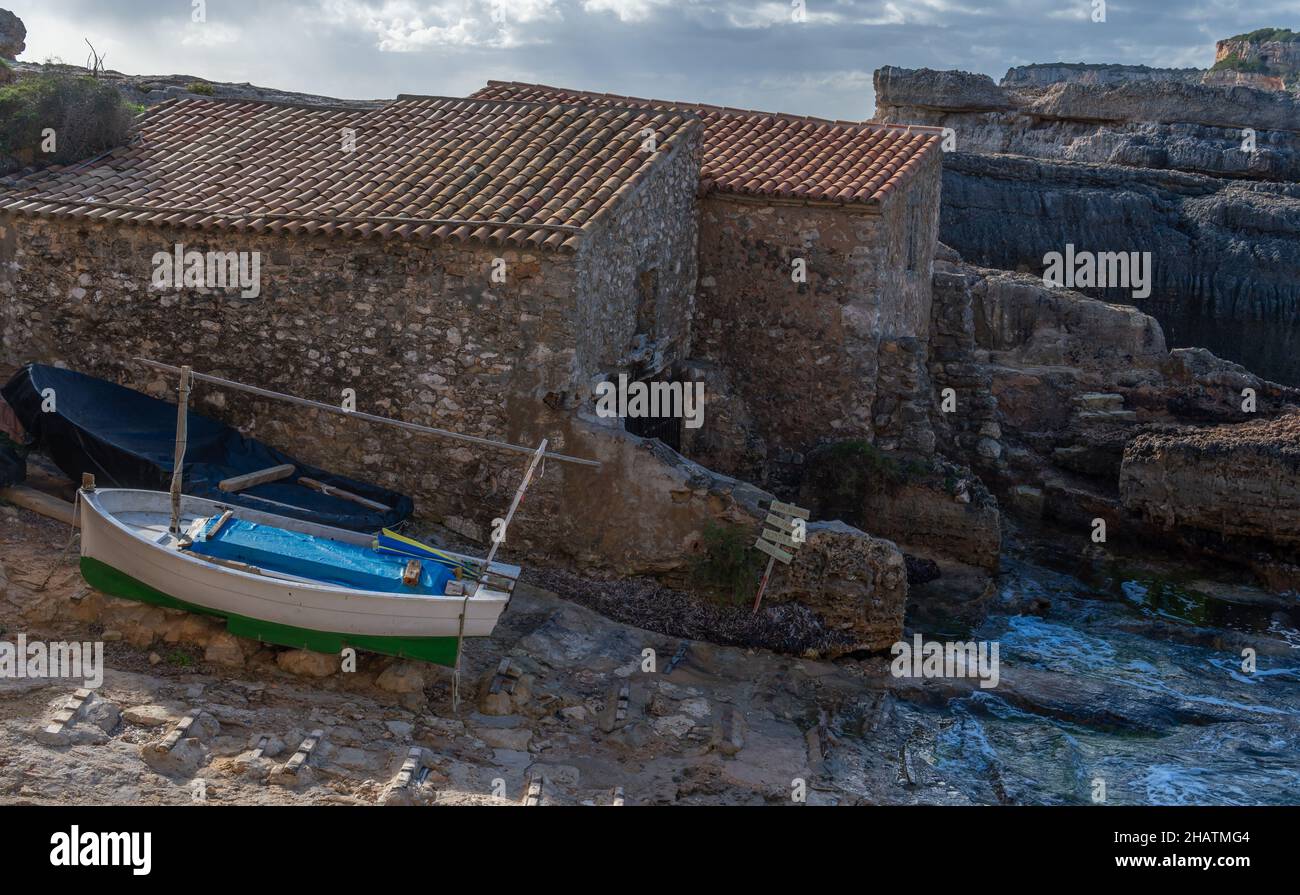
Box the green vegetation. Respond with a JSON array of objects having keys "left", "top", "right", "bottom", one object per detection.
[
  {"left": 1210, "top": 53, "right": 1273, "bottom": 74},
  {"left": 166, "top": 649, "right": 196, "bottom": 668},
  {"left": 0, "top": 70, "right": 134, "bottom": 170},
  {"left": 691, "top": 522, "right": 765, "bottom": 605},
  {"left": 800, "top": 439, "right": 932, "bottom": 527},
  {"left": 186, "top": 81, "right": 215, "bottom": 95},
  {"left": 1227, "top": 28, "right": 1300, "bottom": 43},
  {"left": 817, "top": 439, "right": 926, "bottom": 497}
]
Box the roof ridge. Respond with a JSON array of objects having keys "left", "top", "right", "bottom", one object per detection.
[
  {"left": 481, "top": 80, "right": 945, "bottom": 135},
  {"left": 149, "top": 95, "right": 385, "bottom": 114},
  {"left": 396, "top": 92, "right": 702, "bottom": 121}
]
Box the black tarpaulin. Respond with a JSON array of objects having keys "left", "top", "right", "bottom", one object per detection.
[
  {"left": 0, "top": 440, "right": 23, "bottom": 488},
  {"left": 1, "top": 364, "right": 414, "bottom": 532}
]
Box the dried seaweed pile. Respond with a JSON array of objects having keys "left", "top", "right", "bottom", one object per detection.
[{"left": 525, "top": 567, "right": 856, "bottom": 657}]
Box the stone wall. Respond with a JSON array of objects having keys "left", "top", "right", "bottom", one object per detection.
[
  {"left": 0, "top": 215, "right": 573, "bottom": 529},
  {"left": 686, "top": 154, "right": 942, "bottom": 486},
  {"left": 0, "top": 126, "right": 701, "bottom": 563},
  {"left": 573, "top": 126, "right": 701, "bottom": 386}
]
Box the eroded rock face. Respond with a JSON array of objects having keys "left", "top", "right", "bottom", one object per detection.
[
  {"left": 874, "top": 64, "right": 1300, "bottom": 386},
  {"left": 927, "top": 254, "right": 1300, "bottom": 580},
  {"left": 1120, "top": 412, "right": 1300, "bottom": 551},
  {"left": 874, "top": 66, "right": 1013, "bottom": 112},
  {"left": 1001, "top": 63, "right": 1203, "bottom": 89},
  {"left": 1213, "top": 33, "right": 1300, "bottom": 90},
  {"left": 799, "top": 444, "right": 1001, "bottom": 572},
  {"left": 0, "top": 9, "right": 25, "bottom": 60}
]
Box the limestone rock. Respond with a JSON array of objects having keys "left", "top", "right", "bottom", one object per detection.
[
  {"left": 204, "top": 632, "right": 245, "bottom": 667},
  {"left": 711, "top": 706, "right": 747, "bottom": 756},
  {"left": 275, "top": 649, "right": 338, "bottom": 678},
  {"left": 375, "top": 660, "right": 427, "bottom": 694},
  {"left": 0, "top": 9, "right": 24, "bottom": 59},
  {"left": 874, "top": 65, "right": 1013, "bottom": 112},
  {"left": 1120, "top": 412, "right": 1300, "bottom": 554},
  {"left": 141, "top": 737, "right": 208, "bottom": 778},
  {"left": 81, "top": 696, "right": 121, "bottom": 733},
  {"left": 123, "top": 704, "right": 178, "bottom": 727},
  {"left": 478, "top": 670, "right": 532, "bottom": 716},
  {"left": 470, "top": 725, "right": 532, "bottom": 751}
]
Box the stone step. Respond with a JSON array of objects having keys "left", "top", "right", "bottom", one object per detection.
[{"left": 1075, "top": 392, "right": 1125, "bottom": 411}]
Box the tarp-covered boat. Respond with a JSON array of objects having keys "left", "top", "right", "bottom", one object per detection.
[{"left": 2, "top": 364, "right": 412, "bottom": 531}]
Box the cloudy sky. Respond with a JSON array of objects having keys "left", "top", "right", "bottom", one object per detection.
[{"left": 11, "top": 0, "right": 1296, "bottom": 118}]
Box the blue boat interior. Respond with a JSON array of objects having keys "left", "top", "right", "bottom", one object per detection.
[{"left": 187, "top": 516, "right": 458, "bottom": 595}]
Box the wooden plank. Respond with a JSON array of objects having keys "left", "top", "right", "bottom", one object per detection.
[
  {"left": 761, "top": 529, "right": 800, "bottom": 550},
  {"left": 753, "top": 536, "right": 793, "bottom": 565},
  {"left": 218, "top": 463, "right": 296, "bottom": 493},
  {"left": 207, "top": 509, "right": 235, "bottom": 538},
  {"left": 0, "top": 485, "right": 78, "bottom": 527},
  {"left": 769, "top": 499, "right": 810, "bottom": 519},
  {"left": 297, "top": 477, "right": 390, "bottom": 512},
  {"left": 764, "top": 513, "right": 798, "bottom": 533}
]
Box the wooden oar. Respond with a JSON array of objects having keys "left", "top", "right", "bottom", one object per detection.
[{"left": 298, "top": 477, "right": 390, "bottom": 512}]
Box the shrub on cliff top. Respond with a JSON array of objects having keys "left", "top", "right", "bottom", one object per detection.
[
  {"left": 0, "top": 69, "right": 134, "bottom": 171},
  {"left": 1210, "top": 53, "right": 1273, "bottom": 74},
  {"left": 1228, "top": 28, "right": 1300, "bottom": 44}
]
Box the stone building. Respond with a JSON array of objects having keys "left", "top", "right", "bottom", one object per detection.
[
  {"left": 472, "top": 82, "right": 946, "bottom": 486},
  {"left": 0, "top": 93, "right": 704, "bottom": 539},
  {"left": 0, "top": 84, "right": 945, "bottom": 652}
]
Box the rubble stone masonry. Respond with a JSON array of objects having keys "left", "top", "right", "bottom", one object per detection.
[
  {"left": 0, "top": 127, "right": 703, "bottom": 566},
  {"left": 689, "top": 147, "right": 942, "bottom": 484}
]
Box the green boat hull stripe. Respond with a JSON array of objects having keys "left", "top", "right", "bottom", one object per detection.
[{"left": 79, "top": 557, "right": 459, "bottom": 666}]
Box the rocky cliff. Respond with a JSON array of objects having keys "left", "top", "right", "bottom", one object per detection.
[
  {"left": 874, "top": 65, "right": 1300, "bottom": 386},
  {"left": 1120, "top": 412, "right": 1300, "bottom": 589},
  {"left": 928, "top": 246, "right": 1300, "bottom": 589},
  {"left": 1211, "top": 29, "right": 1300, "bottom": 92},
  {"left": 1001, "top": 63, "right": 1202, "bottom": 89}
]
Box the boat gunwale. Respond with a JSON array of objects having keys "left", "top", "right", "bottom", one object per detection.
[{"left": 82, "top": 488, "right": 512, "bottom": 606}]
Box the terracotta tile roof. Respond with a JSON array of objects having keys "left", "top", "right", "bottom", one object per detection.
[
  {"left": 0, "top": 95, "right": 697, "bottom": 251},
  {"left": 472, "top": 81, "right": 945, "bottom": 207}
]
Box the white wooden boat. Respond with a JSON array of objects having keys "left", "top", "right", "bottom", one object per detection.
[{"left": 79, "top": 487, "right": 517, "bottom": 666}]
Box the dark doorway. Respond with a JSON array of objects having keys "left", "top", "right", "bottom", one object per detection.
[{"left": 622, "top": 369, "right": 683, "bottom": 452}]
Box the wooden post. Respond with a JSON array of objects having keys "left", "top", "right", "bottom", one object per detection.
[
  {"left": 169, "top": 366, "right": 192, "bottom": 536},
  {"left": 751, "top": 555, "right": 777, "bottom": 614}
]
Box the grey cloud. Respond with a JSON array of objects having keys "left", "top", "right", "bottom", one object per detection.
[{"left": 10, "top": 0, "right": 1295, "bottom": 118}]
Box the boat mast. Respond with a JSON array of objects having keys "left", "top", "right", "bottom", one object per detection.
[{"left": 169, "top": 365, "right": 192, "bottom": 536}]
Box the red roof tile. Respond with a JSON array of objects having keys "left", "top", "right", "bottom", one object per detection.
[
  {"left": 0, "top": 95, "right": 697, "bottom": 251},
  {"left": 472, "top": 81, "right": 944, "bottom": 206}
]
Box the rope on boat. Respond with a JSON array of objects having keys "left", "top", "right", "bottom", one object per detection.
[
  {"left": 452, "top": 438, "right": 549, "bottom": 711},
  {"left": 40, "top": 488, "right": 82, "bottom": 591}
]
